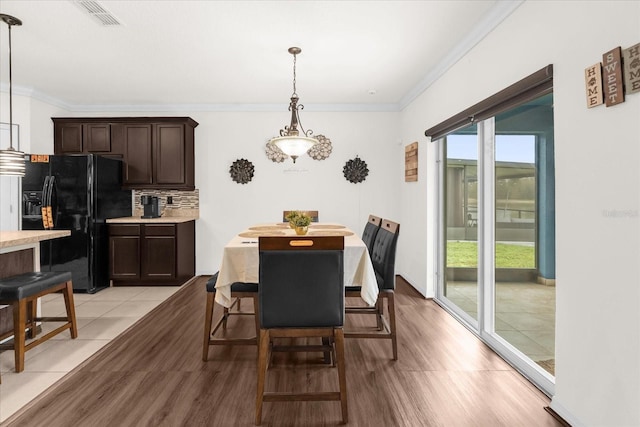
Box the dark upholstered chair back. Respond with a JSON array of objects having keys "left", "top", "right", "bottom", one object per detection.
[
  {"left": 361, "top": 214, "right": 382, "bottom": 254},
  {"left": 259, "top": 236, "right": 344, "bottom": 329},
  {"left": 370, "top": 219, "right": 400, "bottom": 291}
]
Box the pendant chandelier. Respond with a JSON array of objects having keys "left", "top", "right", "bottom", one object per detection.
[
  {"left": 0, "top": 14, "right": 25, "bottom": 177},
  {"left": 269, "top": 47, "right": 318, "bottom": 163}
]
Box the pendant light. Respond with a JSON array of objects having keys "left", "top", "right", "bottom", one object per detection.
[
  {"left": 0, "top": 14, "right": 26, "bottom": 177},
  {"left": 269, "top": 47, "right": 318, "bottom": 163}
]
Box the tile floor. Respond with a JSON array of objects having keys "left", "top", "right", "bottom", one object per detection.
[
  {"left": 0, "top": 285, "right": 181, "bottom": 422},
  {"left": 446, "top": 281, "right": 556, "bottom": 371}
]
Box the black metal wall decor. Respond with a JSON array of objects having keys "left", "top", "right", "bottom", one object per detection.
[
  {"left": 343, "top": 156, "right": 369, "bottom": 183},
  {"left": 229, "top": 158, "right": 255, "bottom": 184},
  {"left": 308, "top": 134, "right": 333, "bottom": 161}
]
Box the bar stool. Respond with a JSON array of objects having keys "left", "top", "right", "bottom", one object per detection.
[{"left": 0, "top": 271, "right": 78, "bottom": 373}]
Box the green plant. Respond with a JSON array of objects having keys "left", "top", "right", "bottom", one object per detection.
[
  {"left": 285, "top": 211, "right": 300, "bottom": 222},
  {"left": 292, "top": 213, "right": 312, "bottom": 227}
]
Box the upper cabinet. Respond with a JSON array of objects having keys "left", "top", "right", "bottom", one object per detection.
[
  {"left": 53, "top": 117, "right": 198, "bottom": 190},
  {"left": 54, "top": 122, "right": 112, "bottom": 153}
]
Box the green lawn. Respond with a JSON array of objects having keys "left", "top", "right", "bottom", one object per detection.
[{"left": 447, "top": 241, "right": 535, "bottom": 268}]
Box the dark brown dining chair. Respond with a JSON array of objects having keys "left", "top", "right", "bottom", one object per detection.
[
  {"left": 202, "top": 273, "right": 259, "bottom": 361},
  {"left": 255, "top": 235, "right": 347, "bottom": 425},
  {"left": 345, "top": 219, "right": 400, "bottom": 360},
  {"left": 361, "top": 214, "right": 382, "bottom": 254}
]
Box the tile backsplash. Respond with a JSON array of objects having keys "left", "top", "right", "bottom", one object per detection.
[{"left": 133, "top": 189, "right": 199, "bottom": 214}]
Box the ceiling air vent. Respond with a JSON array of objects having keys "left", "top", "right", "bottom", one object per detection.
[{"left": 73, "top": 0, "right": 121, "bottom": 26}]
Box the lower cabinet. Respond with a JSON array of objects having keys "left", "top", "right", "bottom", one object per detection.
[{"left": 109, "top": 221, "right": 195, "bottom": 286}]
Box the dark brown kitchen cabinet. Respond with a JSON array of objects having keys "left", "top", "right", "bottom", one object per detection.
[
  {"left": 54, "top": 122, "right": 111, "bottom": 154},
  {"left": 53, "top": 117, "right": 198, "bottom": 190},
  {"left": 155, "top": 124, "right": 186, "bottom": 185},
  {"left": 109, "top": 225, "right": 141, "bottom": 280},
  {"left": 109, "top": 221, "right": 195, "bottom": 286},
  {"left": 122, "top": 124, "right": 153, "bottom": 185}
]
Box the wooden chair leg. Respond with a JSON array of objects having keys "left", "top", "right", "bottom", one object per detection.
[
  {"left": 62, "top": 281, "right": 78, "bottom": 338},
  {"left": 387, "top": 292, "right": 397, "bottom": 361},
  {"left": 13, "top": 300, "right": 26, "bottom": 373},
  {"left": 334, "top": 328, "right": 348, "bottom": 424},
  {"left": 253, "top": 296, "right": 260, "bottom": 343},
  {"left": 375, "top": 298, "right": 384, "bottom": 330},
  {"left": 27, "top": 299, "right": 38, "bottom": 339},
  {"left": 256, "top": 329, "right": 270, "bottom": 425},
  {"left": 202, "top": 292, "right": 215, "bottom": 361}
]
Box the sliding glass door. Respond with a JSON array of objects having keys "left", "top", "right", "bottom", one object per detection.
[
  {"left": 442, "top": 124, "right": 478, "bottom": 324},
  {"left": 437, "top": 93, "right": 556, "bottom": 394}
]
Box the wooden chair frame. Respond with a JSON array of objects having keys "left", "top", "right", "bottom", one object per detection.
[
  {"left": 0, "top": 279, "right": 78, "bottom": 373},
  {"left": 345, "top": 219, "right": 399, "bottom": 360},
  {"left": 202, "top": 290, "right": 259, "bottom": 361},
  {"left": 255, "top": 236, "right": 347, "bottom": 425}
]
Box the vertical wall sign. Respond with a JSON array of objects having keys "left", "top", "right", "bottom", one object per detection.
[
  {"left": 623, "top": 42, "right": 640, "bottom": 94},
  {"left": 602, "top": 47, "right": 624, "bottom": 106},
  {"left": 585, "top": 63, "right": 604, "bottom": 108},
  {"left": 404, "top": 142, "right": 418, "bottom": 182}
]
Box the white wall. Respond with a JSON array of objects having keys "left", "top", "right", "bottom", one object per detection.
[
  {"left": 400, "top": 1, "right": 640, "bottom": 426},
  {"left": 25, "top": 106, "right": 402, "bottom": 276},
  {"left": 192, "top": 111, "right": 402, "bottom": 275}
]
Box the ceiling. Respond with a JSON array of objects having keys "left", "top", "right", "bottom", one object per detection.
[{"left": 0, "top": 1, "right": 522, "bottom": 112}]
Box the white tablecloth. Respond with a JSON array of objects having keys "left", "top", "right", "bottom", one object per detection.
[{"left": 214, "top": 224, "right": 378, "bottom": 308}]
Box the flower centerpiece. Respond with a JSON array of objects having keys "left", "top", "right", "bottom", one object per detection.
[{"left": 292, "top": 212, "right": 312, "bottom": 235}]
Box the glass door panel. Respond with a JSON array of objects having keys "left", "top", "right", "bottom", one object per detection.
[
  {"left": 444, "top": 124, "right": 478, "bottom": 321},
  {"left": 493, "top": 93, "right": 556, "bottom": 375}
]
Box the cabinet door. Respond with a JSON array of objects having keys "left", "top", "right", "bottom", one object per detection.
[
  {"left": 85, "top": 124, "right": 111, "bottom": 152},
  {"left": 55, "top": 123, "right": 83, "bottom": 153},
  {"left": 110, "top": 236, "right": 140, "bottom": 279},
  {"left": 142, "top": 236, "right": 176, "bottom": 279},
  {"left": 123, "top": 124, "right": 153, "bottom": 185},
  {"left": 154, "top": 124, "right": 185, "bottom": 185}
]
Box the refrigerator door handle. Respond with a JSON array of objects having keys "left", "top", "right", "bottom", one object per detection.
[
  {"left": 41, "top": 176, "right": 51, "bottom": 229},
  {"left": 46, "top": 176, "right": 56, "bottom": 229}
]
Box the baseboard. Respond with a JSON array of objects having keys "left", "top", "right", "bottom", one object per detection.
[
  {"left": 549, "top": 398, "right": 584, "bottom": 427},
  {"left": 396, "top": 274, "right": 431, "bottom": 299},
  {"left": 544, "top": 406, "right": 571, "bottom": 426},
  {"left": 538, "top": 276, "right": 556, "bottom": 286}
]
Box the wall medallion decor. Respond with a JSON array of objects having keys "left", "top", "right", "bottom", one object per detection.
[
  {"left": 308, "top": 134, "right": 333, "bottom": 161},
  {"left": 343, "top": 156, "right": 369, "bottom": 183},
  {"left": 229, "top": 158, "right": 255, "bottom": 184},
  {"left": 265, "top": 141, "right": 288, "bottom": 163}
]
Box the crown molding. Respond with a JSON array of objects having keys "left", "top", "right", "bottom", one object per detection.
[{"left": 398, "top": 0, "right": 525, "bottom": 110}]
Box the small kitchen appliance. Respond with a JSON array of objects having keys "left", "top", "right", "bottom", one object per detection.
[{"left": 141, "top": 195, "right": 160, "bottom": 219}]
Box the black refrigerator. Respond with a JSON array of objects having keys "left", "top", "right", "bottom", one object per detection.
[{"left": 22, "top": 154, "right": 132, "bottom": 293}]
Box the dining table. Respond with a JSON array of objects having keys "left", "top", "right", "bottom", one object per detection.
[{"left": 214, "top": 223, "right": 378, "bottom": 308}]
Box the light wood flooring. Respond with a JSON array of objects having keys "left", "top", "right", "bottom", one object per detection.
[{"left": 4, "top": 277, "right": 563, "bottom": 426}]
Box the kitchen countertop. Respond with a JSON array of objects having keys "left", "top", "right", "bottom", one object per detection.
[
  {"left": 0, "top": 230, "right": 71, "bottom": 249},
  {"left": 106, "top": 216, "right": 198, "bottom": 224}
]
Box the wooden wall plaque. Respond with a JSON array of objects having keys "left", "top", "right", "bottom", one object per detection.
[
  {"left": 603, "top": 47, "right": 625, "bottom": 106},
  {"left": 585, "top": 63, "right": 604, "bottom": 108},
  {"left": 623, "top": 42, "right": 640, "bottom": 94},
  {"left": 405, "top": 142, "right": 418, "bottom": 182}
]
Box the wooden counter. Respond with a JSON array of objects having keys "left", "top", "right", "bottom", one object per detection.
[
  {"left": 0, "top": 230, "right": 71, "bottom": 250},
  {"left": 106, "top": 216, "right": 198, "bottom": 224}
]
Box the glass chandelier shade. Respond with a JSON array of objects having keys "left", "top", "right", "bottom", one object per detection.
[
  {"left": 0, "top": 14, "right": 25, "bottom": 177},
  {"left": 268, "top": 47, "right": 318, "bottom": 163}
]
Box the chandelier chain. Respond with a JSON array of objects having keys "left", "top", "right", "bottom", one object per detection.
[{"left": 291, "top": 52, "right": 297, "bottom": 97}]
